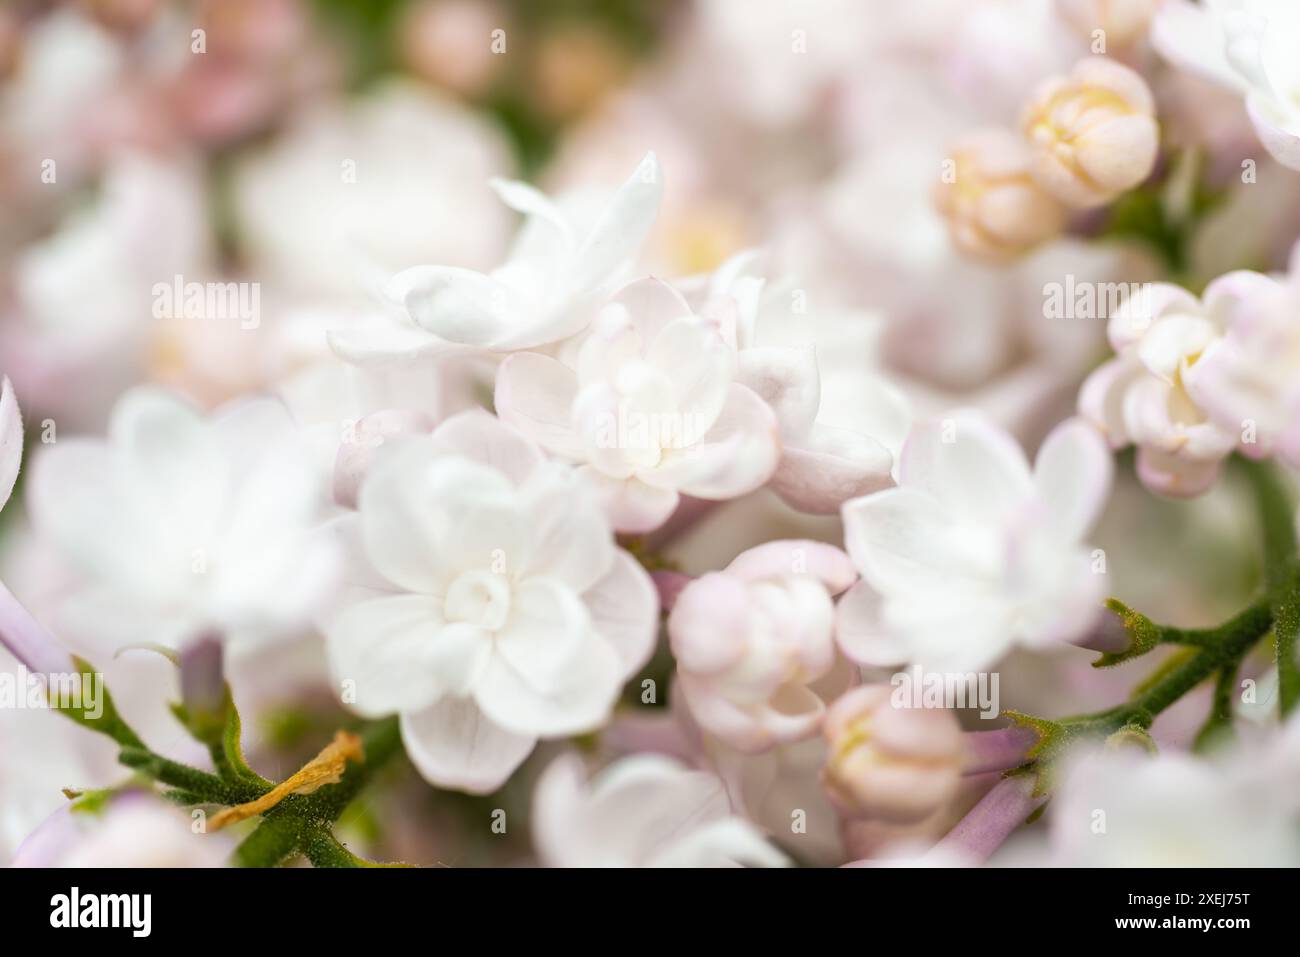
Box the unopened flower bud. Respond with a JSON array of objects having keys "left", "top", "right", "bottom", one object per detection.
[
  {"left": 1021, "top": 57, "right": 1158, "bottom": 208},
  {"left": 934, "top": 129, "right": 1066, "bottom": 261},
  {"left": 821, "top": 686, "right": 963, "bottom": 824}
]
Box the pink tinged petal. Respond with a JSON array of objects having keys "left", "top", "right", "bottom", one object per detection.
[
  {"left": 646, "top": 316, "right": 734, "bottom": 430},
  {"left": 645, "top": 384, "right": 780, "bottom": 499},
  {"left": 675, "top": 673, "right": 764, "bottom": 748},
  {"left": 581, "top": 549, "right": 659, "bottom": 677},
  {"left": 1078, "top": 354, "right": 1140, "bottom": 448},
  {"left": 333, "top": 409, "right": 434, "bottom": 509},
  {"left": 493, "top": 353, "right": 583, "bottom": 458},
  {"left": 576, "top": 466, "right": 679, "bottom": 533},
  {"left": 1073, "top": 114, "right": 1158, "bottom": 192},
  {"left": 567, "top": 151, "right": 663, "bottom": 297},
  {"left": 326, "top": 594, "right": 485, "bottom": 717},
  {"left": 897, "top": 413, "right": 1034, "bottom": 526},
  {"left": 668, "top": 573, "right": 751, "bottom": 675},
  {"left": 387, "top": 264, "right": 514, "bottom": 348},
  {"left": 400, "top": 696, "right": 536, "bottom": 794},
  {"left": 725, "top": 539, "right": 856, "bottom": 594},
  {"left": 833, "top": 580, "right": 911, "bottom": 667},
  {"left": 736, "top": 345, "right": 820, "bottom": 439},
  {"left": 771, "top": 424, "right": 893, "bottom": 515},
  {"left": 572, "top": 383, "right": 639, "bottom": 480},
  {"left": 1032, "top": 417, "right": 1113, "bottom": 542},
  {"left": 0, "top": 377, "right": 21, "bottom": 512},
  {"left": 0, "top": 580, "right": 72, "bottom": 675},
  {"left": 607, "top": 276, "right": 694, "bottom": 348},
  {"left": 1136, "top": 446, "right": 1223, "bottom": 498},
  {"left": 1247, "top": 91, "right": 1300, "bottom": 172},
  {"left": 429, "top": 408, "right": 545, "bottom": 486}
]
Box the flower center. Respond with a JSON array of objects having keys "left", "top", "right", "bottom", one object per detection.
[{"left": 445, "top": 569, "right": 512, "bottom": 631}]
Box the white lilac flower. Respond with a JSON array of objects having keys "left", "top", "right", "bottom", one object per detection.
[
  {"left": 325, "top": 411, "right": 657, "bottom": 793},
  {"left": 332, "top": 152, "right": 663, "bottom": 364},
  {"left": 668, "top": 540, "right": 856, "bottom": 753},
  {"left": 1079, "top": 275, "right": 1272, "bottom": 496},
  {"left": 531, "top": 753, "right": 788, "bottom": 867},
  {"left": 28, "top": 387, "right": 339, "bottom": 655},
  {"left": 1188, "top": 244, "right": 1300, "bottom": 469},
  {"left": 1046, "top": 745, "right": 1300, "bottom": 866},
  {"left": 694, "top": 252, "right": 908, "bottom": 514},
  {"left": 1153, "top": 0, "right": 1300, "bottom": 171},
  {"left": 494, "top": 277, "right": 781, "bottom": 533},
  {"left": 836, "top": 414, "right": 1112, "bottom": 672}
]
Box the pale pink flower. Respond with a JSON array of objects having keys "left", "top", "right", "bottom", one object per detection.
[
  {"left": 837, "top": 414, "right": 1112, "bottom": 671},
  {"left": 494, "top": 277, "right": 780, "bottom": 533},
  {"left": 669, "top": 540, "right": 855, "bottom": 752}
]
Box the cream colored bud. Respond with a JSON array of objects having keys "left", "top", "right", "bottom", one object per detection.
[
  {"left": 934, "top": 129, "right": 1067, "bottom": 262},
  {"left": 821, "top": 686, "right": 963, "bottom": 824},
  {"left": 1021, "top": 57, "right": 1158, "bottom": 208}
]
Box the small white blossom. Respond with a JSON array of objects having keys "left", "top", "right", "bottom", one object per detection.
[
  {"left": 836, "top": 414, "right": 1112, "bottom": 671},
  {"left": 325, "top": 411, "right": 657, "bottom": 793},
  {"left": 532, "top": 753, "right": 788, "bottom": 867}
]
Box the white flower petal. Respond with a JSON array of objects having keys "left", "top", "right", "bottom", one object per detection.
[
  {"left": 645, "top": 384, "right": 780, "bottom": 499},
  {"left": 581, "top": 548, "right": 659, "bottom": 675},
  {"left": 1033, "top": 418, "right": 1113, "bottom": 543},
  {"left": 576, "top": 466, "right": 680, "bottom": 533},
  {"left": 735, "top": 345, "right": 820, "bottom": 439},
  {"left": 401, "top": 697, "right": 536, "bottom": 794},
  {"left": 493, "top": 353, "right": 584, "bottom": 458},
  {"left": 326, "top": 594, "right": 479, "bottom": 717},
  {"left": 567, "top": 151, "right": 663, "bottom": 297},
  {"left": 0, "top": 378, "right": 22, "bottom": 514},
  {"left": 387, "top": 264, "right": 514, "bottom": 348},
  {"left": 770, "top": 424, "right": 893, "bottom": 515},
  {"left": 897, "top": 413, "right": 1034, "bottom": 527},
  {"left": 430, "top": 409, "right": 544, "bottom": 486}
]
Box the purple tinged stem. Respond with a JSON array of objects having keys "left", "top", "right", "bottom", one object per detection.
[
  {"left": 0, "top": 578, "right": 72, "bottom": 675},
  {"left": 930, "top": 775, "right": 1045, "bottom": 865},
  {"left": 962, "top": 726, "right": 1038, "bottom": 775}
]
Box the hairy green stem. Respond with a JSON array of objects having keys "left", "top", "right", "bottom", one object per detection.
[{"left": 1241, "top": 458, "right": 1299, "bottom": 716}]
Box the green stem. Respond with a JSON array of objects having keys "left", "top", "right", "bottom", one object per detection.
[
  {"left": 232, "top": 717, "right": 403, "bottom": 867},
  {"left": 1241, "top": 458, "right": 1300, "bottom": 716}
]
